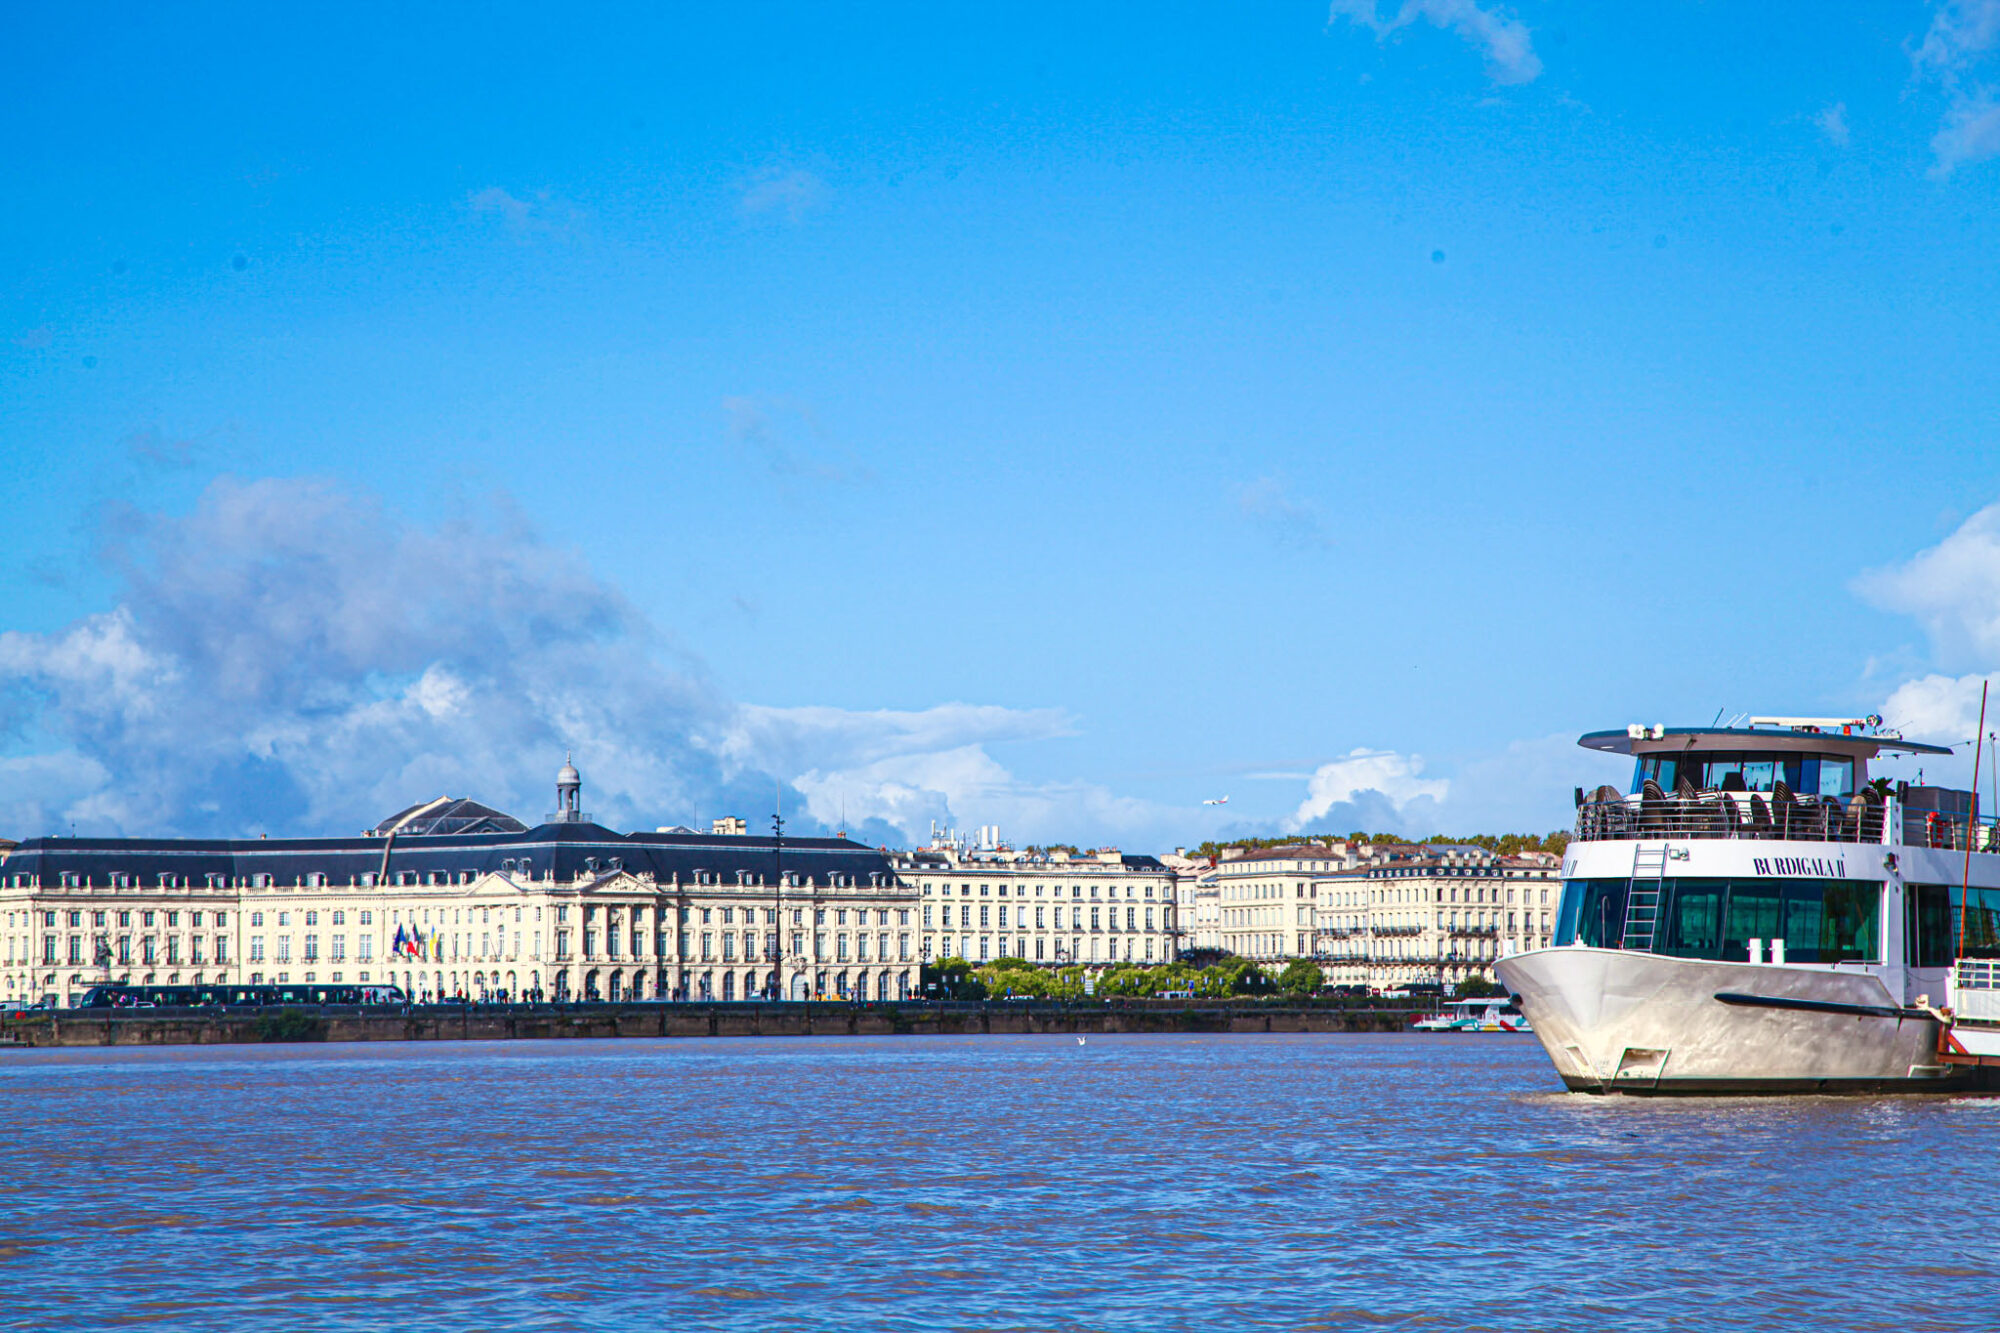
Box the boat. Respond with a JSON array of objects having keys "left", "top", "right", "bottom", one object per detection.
[
  {"left": 1494, "top": 714, "right": 2000, "bottom": 1095},
  {"left": 1412, "top": 996, "right": 1533, "bottom": 1032}
]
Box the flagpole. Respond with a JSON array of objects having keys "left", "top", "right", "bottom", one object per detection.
[{"left": 1962, "top": 680, "right": 1989, "bottom": 960}]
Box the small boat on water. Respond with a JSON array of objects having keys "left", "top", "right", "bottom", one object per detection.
[
  {"left": 1412, "top": 997, "right": 1533, "bottom": 1033},
  {"left": 1496, "top": 713, "right": 2000, "bottom": 1095}
]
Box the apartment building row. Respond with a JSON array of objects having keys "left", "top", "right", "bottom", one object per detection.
[
  {"left": 1175, "top": 841, "right": 1560, "bottom": 989},
  {"left": 1, "top": 760, "right": 1553, "bottom": 1005}
]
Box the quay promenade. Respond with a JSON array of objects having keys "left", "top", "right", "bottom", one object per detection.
[{"left": 0, "top": 998, "right": 1429, "bottom": 1048}]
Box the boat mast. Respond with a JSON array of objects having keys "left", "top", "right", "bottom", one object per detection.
[{"left": 1963, "top": 680, "right": 1989, "bottom": 959}]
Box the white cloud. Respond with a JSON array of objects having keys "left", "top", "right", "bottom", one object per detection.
[
  {"left": 727, "top": 702, "right": 1170, "bottom": 847},
  {"left": 1853, "top": 500, "right": 2000, "bottom": 666},
  {"left": 1914, "top": 0, "right": 2000, "bottom": 80},
  {"left": 1283, "top": 748, "right": 1449, "bottom": 832},
  {"left": 1910, "top": 1, "right": 2000, "bottom": 174},
  {"left": 0, "top": 476, "right": 1162, "bottom": 849},
  {"left": 0, "top": 476, "right": 740, "bottom": 836},
  {"left": 1933, "top": 94, "right": 2000, "bottom": 172},
  {"left": 1880, "top": 672, "right": 2000, "bottom": 743},
  {"left": 739, "top": 167, "right": 827, "bottom": 221},
  {"left": 1816, "top": 101, "right": 1851, "bottom": 148},
  {"left": 0, "top": 752, "right": 112, "bottom": 838},
  {"left": 1329, "top": 0, "right": 1543, "bottom": 86},
  {"left": 1861, "top": 500, "right": 2000, "bottom": 782}
]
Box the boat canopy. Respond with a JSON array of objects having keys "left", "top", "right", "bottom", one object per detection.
[{"left": 1579, "top": 725, "right": 1954, "bottom": 760}]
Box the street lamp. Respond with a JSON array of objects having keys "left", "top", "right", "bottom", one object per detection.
[{"left": 769, "top": 810, "right": 785, "bottom": 1002}]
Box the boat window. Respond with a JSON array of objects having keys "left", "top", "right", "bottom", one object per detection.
[
  {"left": 1655, "top": 878, "right": 1878, "bottom": 963},
  {"left": 1633, "top": 752, "right": 1856, "bottom": 796},
  {"left": 1721, "top": 881, "right": 1782, "bottom": 959},
  {"left": 1908, "top": 884, "right": 1954, "bottom": 968},
  {"left": 1554, "top": 879, "right": 1627, "bottom": 947},
  {"left": 1656, "top": 883, "right": 1724, "bottom": 959},
  {"left": 1949, "top": 886, "right": 2000, "bottom": 960}
]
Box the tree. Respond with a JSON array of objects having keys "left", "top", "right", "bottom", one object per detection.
[
  {"left": 923, "top": 958, "right": 988, "bottom": 1001},
  {"left": 1276, "top": 959, "right": 1323, "bottom": 996},
  {"left": 1454, "top": 973, "right": 1504, "bottom": 997}
]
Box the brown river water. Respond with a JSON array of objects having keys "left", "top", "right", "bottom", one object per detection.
[{"left": 1, "top": 1033, "right": 1995, "bottom": 1331}]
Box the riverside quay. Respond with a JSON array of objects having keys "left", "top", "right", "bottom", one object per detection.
[{"left": 0, "top": 761, "right": 920, "bottom": 1007}]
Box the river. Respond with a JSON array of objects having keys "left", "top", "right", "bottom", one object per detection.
[{"left": 1, "top": 1033, "right": 1994, "bottom": 1331}]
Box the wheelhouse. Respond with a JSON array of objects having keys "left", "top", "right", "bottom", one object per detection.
[{"left": 1570, "top": 718, "right": 1962, "bottom": 847}]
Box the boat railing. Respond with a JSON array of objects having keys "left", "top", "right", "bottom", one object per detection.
[
  {"left": 1952, "top": 959, "right": 2000, "bottom": 1023},
  {"left": 1572, "top": 792, "right": 1892, "bottom": 844},
  {"left": 1901, "top": 808, "right": 2000, "bottom": 854}
]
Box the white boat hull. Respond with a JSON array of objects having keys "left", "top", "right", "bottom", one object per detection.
[{"left": 1495, "top": 946, "right": 1987, "bottom": 1094}]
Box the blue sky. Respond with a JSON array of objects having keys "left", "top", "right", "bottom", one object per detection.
[{"left": 7, "top": 2, "right": 2000, "bottom": 846}]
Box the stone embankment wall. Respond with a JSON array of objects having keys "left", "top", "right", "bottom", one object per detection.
[{"left": 0, "top": 1001, "right": 1427, "bottom": 1048}]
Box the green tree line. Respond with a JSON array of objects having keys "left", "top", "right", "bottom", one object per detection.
[{"left": 922, "top": 955, "right": 1329, "bottom": 1002}]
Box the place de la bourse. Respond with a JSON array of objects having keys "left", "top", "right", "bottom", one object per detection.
[{"left": 0, "top": 759, "right": 1555, "bottom": 1006}]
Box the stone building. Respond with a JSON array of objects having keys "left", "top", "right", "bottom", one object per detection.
[
  {"left": 1312, "top": 847, "right": 1560, "bottom": 990},
  {"left": 1194, "top": 840, "right": 1562, "bottom": 990},
  {"left": 890, "top": 842, "right": 1176, "bottom": 968},
  {"left": 0, "top": 762, "right": 919, "bottom": 1007}
]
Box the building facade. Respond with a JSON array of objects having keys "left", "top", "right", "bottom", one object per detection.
[
  {"left": 891, "top": 844, "right": 1176, "bottom": 968},
  {"left": 0, "top": 764, "right": 920, "bottom": 1007},
  {"left": 1313, "top": 847, "right": 1560, "bottom": 989},
  {"left": 1195, "top": 840, "right": 1561, "bottom": 990}
]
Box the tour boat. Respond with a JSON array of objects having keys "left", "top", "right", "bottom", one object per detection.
[
  {"left": 1495, "top": 716, "right": 2000, "bottom": 1094},
  {"left": 1411, "top": 996, "right": 1533, "bottom": 1033}
]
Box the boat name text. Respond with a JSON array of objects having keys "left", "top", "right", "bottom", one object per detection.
[{"left": 1751, "top": 856, "right": 1847, "bottom": 877}]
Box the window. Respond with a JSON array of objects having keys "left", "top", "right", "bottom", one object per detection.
[
  {"left": 1634, "top": 750, "right": 1855, "bottom": 798},
  {"left": 1554, "top": 879, "right": 1628, "bottom": 948},
  {"left": 1952, "top": 885, "right": 2000, "bottom": 959},
  {"left": 305, "top": 911, "right": 319, "bottom": 926}
]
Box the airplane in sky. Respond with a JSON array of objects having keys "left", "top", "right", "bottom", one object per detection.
[{"left": 1202, "top": 796, "right": 1229, "bottom": 806}]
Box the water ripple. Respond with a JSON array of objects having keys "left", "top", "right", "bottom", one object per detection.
[{"left": 0, "top": 1035, "right": 1993, "bottom": 1330}]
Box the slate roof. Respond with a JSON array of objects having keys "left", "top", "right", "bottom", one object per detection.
[{"left": 0, "top": 816, "right": 894, "bottom": 889}]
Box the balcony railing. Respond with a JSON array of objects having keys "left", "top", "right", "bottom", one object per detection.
[{"left": 1574, "top": 793, "right": 1891, "bottom": 845}]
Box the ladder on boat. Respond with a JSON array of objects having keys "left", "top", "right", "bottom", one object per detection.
[{"left": 1623, "top": 843, "right": 1668, "bottom": 952}]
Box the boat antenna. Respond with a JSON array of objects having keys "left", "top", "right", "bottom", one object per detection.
[
  {"left": 1712, "top": 707, "right": 1726, "bottom": 726},
  {"left": 1962, "top": 680, "right": 1989, "bottom": 960}
]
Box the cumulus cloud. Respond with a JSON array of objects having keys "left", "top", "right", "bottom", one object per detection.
[
  {"left": 1910, "top": 0, "right": 2000, "bottom": 173},
  {"left": 725, "top": 702, "right": 1174, "bottom": 847},
  {"left": 1880, "top": 672, "right": 2000, "bottom": 744},
  {"left": 1913, "top": 0, "right": 2000, "bottom": 81},
  {"left": 1933, "top": 95, "right": 2000, "bottom": 172},
  {"left": 1816, "top": 102, "right": 1852, "bottom": 148},
  {"left": 1283, "top": 748, "right": 1449, "bottom": 833},
  {"left": 1235, "top": 475, "right": 1332, "bottom": 550},
  {"left": 739, "top": 167, "right": 828, "bottom": 222},
  {"left": 1854, "top": 500, "right": 2000, "bottom": 667},
  {"left": 1329, "top": 0, "right": 1542, "bottom": 86},
  {"left": 0, "top": 476, "right": 1137, "bottom": 847},
  {"left": 0, "top": 477, "right": 745, "bottom": 836}
]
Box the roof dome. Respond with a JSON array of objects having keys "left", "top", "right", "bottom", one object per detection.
[
  {"left": 558, "top": 753, "right": 581, "bottom": 786},
  {"left": 372, "top": 797, "right": 527, "bottom": 838}
]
